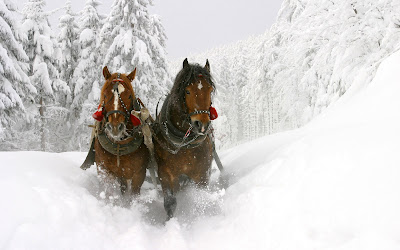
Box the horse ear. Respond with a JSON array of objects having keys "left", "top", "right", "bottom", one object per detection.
[
  {"left": 103, "top": 66, "right": 111, "bottom": 80},
  {"left": 205, "top": 59, "right": 210, "bottom": 72},
  {"left": 127, "top": 68, "right": 137, "bottom": 81},
  {"left": 183, "top": 58, "right": 189, "bottom": 69}
]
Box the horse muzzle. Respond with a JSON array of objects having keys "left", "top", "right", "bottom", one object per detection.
[
  {"left": 105, "top": 122, "right": 126, "bottom": 140},
  {"left": 191, "top": 120, "right": 210, "bottom": 135}
]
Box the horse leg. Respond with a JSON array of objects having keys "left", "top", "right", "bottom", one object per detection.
[
  {"left": 160, "top": 173, "right": 178, "bottom": 219},
  {"left": 191, "top": 172, "right": 210, "bottom": 190},
  {"left": 118, "top": 177, "right": 128, "bottom": 195},
  {"left": 131, "top": 183, "right": 141, "bottom": 196},
  {"left": 164, "top": 188, "right": 177, "bottom": 219},
  {"left": 178, "top": 174, "right": 192, "bottom": 189},
  {"left": 131, "top": 168, "right": 146, "bottom": 196},
  {"left": 97, "top": 166, "right": 119, "bottom": 199}
]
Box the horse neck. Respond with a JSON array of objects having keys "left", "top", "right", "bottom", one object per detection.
[{"left": 165, "top": 94, "right": 190, "bottom": 132}]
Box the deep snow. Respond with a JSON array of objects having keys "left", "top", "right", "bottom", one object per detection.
[{"left": 2, "top": 51, "right": 400, "bottom": 249}]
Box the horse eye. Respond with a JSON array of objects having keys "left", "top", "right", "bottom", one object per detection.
[{"left": 186, "top": 90, "right": 190, "bottom": 95}]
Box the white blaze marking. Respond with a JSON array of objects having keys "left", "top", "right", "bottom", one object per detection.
[
  {"left": 198, "top": 80, "right": 203, "bottom": 90},
  {"left": 118, "top": 84, "right": 125, "bottom": 93},
  {"left": 112, "top": 83, "right": 125, "bottom": 118}
]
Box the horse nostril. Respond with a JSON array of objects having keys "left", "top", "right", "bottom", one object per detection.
[
  {"left": 118, "top": 123, "right": 125, "bottom": 132},
  {"left": 194, "top": 121, "right": 202, "bottom": 129},
  {"left": 106, "top": 123, "right": 112, "bottom": 131}
]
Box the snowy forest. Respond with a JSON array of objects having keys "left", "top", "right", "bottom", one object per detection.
[
  {"left": 0, "top": 0, "right": 171, "bottom": 152},
  {"left": 1, "top": 0, "right": 400, "bottom": 152},
  {"left": 173, "top": 0, "right": 400, "bottom": 148}
]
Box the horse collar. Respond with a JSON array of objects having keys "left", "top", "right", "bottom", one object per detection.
[{"left": 97, "top": 129, "right": 143, "bottom": 156}]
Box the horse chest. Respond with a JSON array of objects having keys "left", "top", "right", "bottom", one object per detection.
[
  {"left": 157, "top": 141, "right": 212, "bottom": 173},
  {"left": 94, "top": 140, "right": 148, "bottom": 178}
]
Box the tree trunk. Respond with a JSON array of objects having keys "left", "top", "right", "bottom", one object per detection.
[{"left": 40, "top": 96, "right": 45, "bottom": 151}]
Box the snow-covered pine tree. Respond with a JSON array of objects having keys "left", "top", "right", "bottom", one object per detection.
[
  {"left": 69, "top": 0, "right": 102, "bottom": 150},
  {"left": 171, "top": 0, "right": 400, "bottom": 150},
  {"left": 264, "top": 0, "right": 400, "bottom": 129},
  {"left": 99, "top": 0, "right": 171, "bottom": 114},
  {"left": 216, "top": 55, "right": 236, "bottom": 146},
  {"left": 21, "top": 0, "right": 69, "bottom": 151},
  {"left": 232, "top": 47, "right": 250, "bottom": 143},
  {"left": 58, "top": 0, "right": 79, "bottom": 108},
  {"left": 0, "top": 0, "right": 36, "bottom": 150}
]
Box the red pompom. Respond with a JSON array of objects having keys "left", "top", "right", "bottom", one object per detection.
[
  {"left": 92, "top": 110, "right": 104, "bottom": 121},
  {"left": 210, "top": 106, "right": 218, "bottom": 120},
  {"left": 130, "top": 114, "right": 141, "bottom": 126}
]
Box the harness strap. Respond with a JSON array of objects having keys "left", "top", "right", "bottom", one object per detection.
[
  {"left": 117, "top": 144, "right": 120, "bottom": 168},
  {"left": 97, "top": 131, "right": 143, "bottom": 156},
  {"left": 212, "top": 140, "right": 224, "bottom": 172},
  {"left": 104, "top": 74, "right": 134, "bottom": 122},
  {"left": 153, "top": 101, "right": 210, "bottom": 154},
  {"left": 106, "top": 110, "right": 129, "bottom": 120},
  {"left": 188, "top": 110, "right": 210, "bottom": 117}
]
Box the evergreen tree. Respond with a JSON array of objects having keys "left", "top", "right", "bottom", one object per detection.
[
  {"left": 99, "top": 0, "right": 171, "bottom": 114},
  {"left": 21, "top": 0, "right": 69, "bottom": 151},
  {"left": 58, "top": 0, "right": 79, "bottom": 107},
  {"left": 217, "top": 55, "right": 235, "bottom": 146},
  {"left": 69, "top": 0, "right": 102, "bottom": 150},
  {"left": 0, "top": 0, "right": 36, "bottom": 149},
  {"left": 172, "top": 0, "right": 400, "bottom": 150},
  {"left": 265, "top": 0, "right": 400, "bottom": 128},
  {"left": 232, "top": 50, "right": 249, "bottom": 143}
]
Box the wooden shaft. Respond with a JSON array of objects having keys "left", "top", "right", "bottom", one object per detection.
[{"left": 137, "top": 98, "right": 155, "bottom": 122}]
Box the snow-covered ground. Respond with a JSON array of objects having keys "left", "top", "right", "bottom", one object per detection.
[{"left": 2, "top": 51, "right": 400, "bottom": 249}]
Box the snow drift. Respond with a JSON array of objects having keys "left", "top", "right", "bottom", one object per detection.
[{"left": 1, "top": 51, "right": 400, "bottom": 249}]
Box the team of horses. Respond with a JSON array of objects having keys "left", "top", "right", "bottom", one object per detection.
[{"left": 80, "top": 58, "right": 221, "bottom": 219}]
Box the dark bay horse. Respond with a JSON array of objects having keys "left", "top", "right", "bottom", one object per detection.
[
  {"left": 153, "top": 58, "right": 218, "bottom": 218},
  {"left": 91, "top": 66, "right": 149, "bottom": 195}
]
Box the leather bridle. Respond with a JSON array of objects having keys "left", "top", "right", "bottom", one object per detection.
[{"left": 102, "top": 73, "right": 138, "bottom": 124}]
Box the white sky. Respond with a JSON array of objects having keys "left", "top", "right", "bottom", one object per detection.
[{"left": 16, "top": 0, "right": 283, "bottom": 59}]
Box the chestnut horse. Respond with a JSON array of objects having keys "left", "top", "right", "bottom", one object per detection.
[
  {"left": 91, "top": 66, "right": 149, "bottom": 195},
  {"left": 153, "top": 58, "right": 218, "bottom": 219}
]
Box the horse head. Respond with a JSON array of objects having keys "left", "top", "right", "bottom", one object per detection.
[
  {"left": 181, "top": 58, "right": 217, "bottom": 134},
  {"left": 94, "top": 66, "right": 139, "bottom": 141}
]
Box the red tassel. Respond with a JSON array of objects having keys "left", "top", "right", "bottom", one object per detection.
[
  {"left": 93, "top": 110, "right": 104, "bottom": 121},
  {"left": 93, "top": 104, "right": 104, "bottom": 121},
  {"left": 210, "top": 106, "right": 218, "bottom": 120},
  {"left": 130, "top": 114, "right": 141, "bottom": 126}
]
